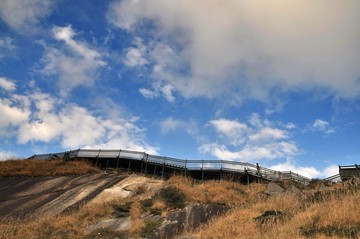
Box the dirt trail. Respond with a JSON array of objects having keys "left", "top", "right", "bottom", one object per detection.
[{"left": 0, "top": 173, "right": 127, "bottom": 218}]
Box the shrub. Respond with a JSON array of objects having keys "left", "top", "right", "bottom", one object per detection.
[
  {"left": 150, "top": 208, "right": 162, "bottom": 215},
  {"left": 140, "top": 199, "right": 153, "bottom": 212},
  {"left": 141, "top": 220, "right": 162, "bottom": 238},
  {"left": 112, "top": 202, "right": 133, "bottom": 218},
  {"left": 158, "top": 186, "right": 186, "bottom": 209}
]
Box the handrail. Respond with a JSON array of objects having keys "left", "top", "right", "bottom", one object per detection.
[{"left": 29, "top": 148, "right": 312, "bottom": 184}]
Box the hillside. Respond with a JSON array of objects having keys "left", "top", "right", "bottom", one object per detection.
[{"left": 0, "top": 159, "right": 359, "bottom": 239}]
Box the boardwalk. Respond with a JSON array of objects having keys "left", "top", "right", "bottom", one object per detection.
[{"left": 30, "top": 148, "right": 311, "bottom": 185}]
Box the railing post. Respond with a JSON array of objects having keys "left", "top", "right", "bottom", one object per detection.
[
  {"left": 161, "top": 157, "right": 165, "bottom": 178},
  {"left": 220, "top": 159, "right": 223, "bottom": 181},
  {"left": 144, "top": 154, "right": 148, "bottom": 176},
  {"left": 127, "top": 160, "right": 131, "bottom": 174},
  {"left": 153, "top": 165, "right": 157, "bottom": 178},
  {"left": 116, "top": 149, "right": 121, "bottom": 172},
  {"left": 202, "top": 159, "right": 204, "bottom": 182},
  {"left": 105, "top": 158, "right": 109, "bottom": 173},
  {"left": 184, "top": 160, "right": 188, "bottom": 178}
]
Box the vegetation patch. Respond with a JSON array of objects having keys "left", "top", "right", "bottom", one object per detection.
[
  {"left": 253, "top": 210, "right": 286, "bottom": 225},
  {"left": 112, "top": 202, "right": 133, "bottom": 218},
  {"left": 140, "top": 198, "right": 154, "bottom": 212},
  {"left": 158, "top": 186, "right": 186, "bottom": 209},
  {"left": 301, "top": 225, "right": 360, "bottom": 239},
  {"left": 141, "top": 220, "right": 162, "bottom": 238}
]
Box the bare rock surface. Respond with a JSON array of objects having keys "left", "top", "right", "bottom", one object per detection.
[
  {"left": 264, "top": 182, "right": 285, "bottom": 196},
  {"left": 89, "top": 217, "right": 132, "bottom": 232},
  {"left": 286, "top": 184, "right": 303, "bottom": 196},
  {"left": 0, "top": 173, "right": 126, "bottom": 218},
  {"left": 154, "top": 204, "right": 230, "bottom": 239},
  {"left": 90, "top": 175, "right": 164, "bottom": 204}
]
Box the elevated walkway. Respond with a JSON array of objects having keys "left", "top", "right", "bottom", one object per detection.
[{"left": 30, "top": 148, "right": 311, "bottom": 185}]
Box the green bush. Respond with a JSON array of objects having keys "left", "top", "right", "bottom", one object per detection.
[
  {"left": 112, "top": 201, "right": 133, "bottom": 218},
  {"left": 140, "top": 198, "right": 153, "bottom": 212},
  {"left": 158, "top": 186, "right": 186, "bottom": 209},
  {"left": 141, "top": 221, "right": 162, "bottom": 238},
  {"left": 150, "top": 208, "right": 162, "bottom": 215}
]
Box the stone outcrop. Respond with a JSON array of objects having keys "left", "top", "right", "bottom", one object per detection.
[
  {"left": 264, "top": 182, "right": 285, "bottom": 196},
  {"left": 154, "top": 203, "right": 230, "bottom": 239},
  {"left": 89, "top": 217, "right": 131, "bottom": 232}
]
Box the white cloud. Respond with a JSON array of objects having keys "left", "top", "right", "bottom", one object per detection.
[
  {"left": 311, "top": 119, "right": 335, "bottom": 134},
  {"left": 270, "top": 161, "right": 340, "bottom": 179},
  {"left": 0, "top": 150, "right": 16, "bottom": 161},
  {"left": 13, "top": 91, "right": 156, "bottom": 153},
  {"left": 322, "top": 164, "right": 340, "bottom": 178},
  {"left": 270, "top": 159, "right": 320, "bottom": 179},
  {"left": 139, "top": 81, "right": 176, "bottom": 102},
  {"left": 0, "top": 0, "right": 53, "bottom": 33},
  {"left": 41, "top": 25, "right": 106, "bottom": 95},
  {"left": 249, "top": 127, "right": 288, "bottom": 142},
  {"left": 108, "top": 0, "right": 360, "bottom": 100},
  {"left": 0, "top": 36, "right": 15, "bottom": 59},
  {"left": 0, "top": 95, "right": 30, "bottom": 136},
  {"left": 0, "top": 77, "right": 16, "bottom": 91},
  {"left": 124, "top": 37, "right": 148, "bottom": 67},
  {"left": 209, "top": 119, "right": 248, "bottom": 146},
  {"left": 200, "top": 115, "right": 297, "bottom": 161},
  {"left": 0, "top": 88, "right": 157, "bottom": 154},
  {"left": 160, "top": 117, "right": 183, "bottom": 134},
  {"left": 139, "top": 88, "right": 158, "bottom": 99},
  {"left": 159, "top": 117, "right": 198, "bottom": 136}
]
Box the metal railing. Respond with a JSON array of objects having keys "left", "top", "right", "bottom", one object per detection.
[{"left": 30, "top": 148, "right": 312, "bottom": 184}]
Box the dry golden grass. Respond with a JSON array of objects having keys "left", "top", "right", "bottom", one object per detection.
[
  {"left": 0, "top": 198, "right": 123, "bottom": 239},
  {"left": 167, "top": 176, "right": 265, "bottom": 205},
  {"left": 1, "top": 174, "right": 360, "bottom": 239},
  {"left": 130, "top": 201, "right": 145, "bottom": 236},
  {"left": 190, "top": 179, "right": 360, "bottom": 239},
  {"left": 0, "top": 158, "right": 100, "bottom": 177}
]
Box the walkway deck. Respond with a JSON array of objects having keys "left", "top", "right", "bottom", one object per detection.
[{"left": 30, "top": 149, "right": 311, "bottom": 185}]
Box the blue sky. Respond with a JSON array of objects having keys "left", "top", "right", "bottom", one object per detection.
[{"left": 1, "top": 0, "right": 360, "bottom": 178}]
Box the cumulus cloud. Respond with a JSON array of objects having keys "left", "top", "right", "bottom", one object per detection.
[
  {"left": 270, "top": 160, "right": 320, "bottom": 179},
  {"left": 0, "top": 89, "right": 157, "bottom": 153},
  {"left": 311, "top": 119, "right": 335, "bottom": 134},
  {"left": 139, "top": 82, "right": 176, "bottom": 102},
  {"left": 209, "top": 119, "right": 248, "bottom": 146},
  {"left": 270, "top": 160, "right": 339, "bottom": 179},
  {"left": 199, "top": 114, "right": 297, "bottom": 161},
  {"left": 108, "top": 0, "right": 360, "bottom": 101},
  {"left": 0, "top": 0, "right": 53, "bottom": 33},
  {"left": 41, "top": 25, "right": 106, "bottom": 95},
  {"left": 0, "top": 77, "right": 16, "bottom": 91},
  {"left": 0, "top": 95, "right": 30, "bottom": 136},
  {"left": 124, "top": 37, "right": 148, "bottom": 67}
]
